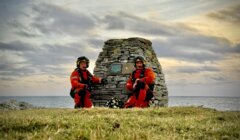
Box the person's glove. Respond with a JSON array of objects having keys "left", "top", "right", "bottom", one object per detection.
[
  {"left": 137, "top": 80, "right": 145, "bottom": 89},
  {"left": 133, "top": 80, "right": 145, "bottom": 92},
  {"left": 83, "top": 84, "right": 88, "bottom": 90},
  {"left": 83, "top": 84, "right": 93, "bottom": 91},
  {"left": 101, "top": 78, "right": 108, "bottom": 84},
  {"left": 88, "top": 86, "right": 94, "bottom": 91}
]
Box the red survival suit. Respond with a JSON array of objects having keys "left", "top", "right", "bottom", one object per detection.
[
  {"left": 124, "top": 68, "right": 155, "bottom": 108},
  {"left": 70, "top": 68, "right": 101, "bottom": 108}
]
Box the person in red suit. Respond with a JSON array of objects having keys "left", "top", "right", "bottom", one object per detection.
[
  {"left": 70, "top": 56, "right": 107, "bottom": 108},
  {"left": 124, "top": 56, "right": 155, "bottom": 108}
]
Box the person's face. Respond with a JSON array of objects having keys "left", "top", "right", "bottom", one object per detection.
[
  {"left": 79, "top": 62, "right": 87, "bottom": 70},
  {"left": 136, "top": 61, "right": 143, "bottom": 69}
]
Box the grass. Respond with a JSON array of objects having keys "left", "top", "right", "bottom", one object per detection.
[{"left": 0, "top": 107, "right": 240, "bottom": 140}]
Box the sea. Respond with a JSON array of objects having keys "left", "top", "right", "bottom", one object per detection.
[{"left": 0, "top": 96, "right": 239, "bottom": 111}]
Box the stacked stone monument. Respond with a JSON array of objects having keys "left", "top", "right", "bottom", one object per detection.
[{"left": 92, "top": 37, "right": 168, "bottom": 107}]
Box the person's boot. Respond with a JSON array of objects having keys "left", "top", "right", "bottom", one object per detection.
[{"left": 74, "top": 104, "right": 80, "bottom": 109}]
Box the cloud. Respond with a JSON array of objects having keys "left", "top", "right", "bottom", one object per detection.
[
  {"left": 0, "top": 41, "right": 36, "bottom": 52},
  {"left": 0, "top": 0, "right": 31, "bottom": 23},
  {"left": 103, "top": 15, "right": 125, "bottom": 29},
  {"left": 100, "top": 11, "right": 240, "bottom": 64},
  {"left": 207, "top": 4, "right": 240, "bottom": 23},
  {"left": 0, "top": 77, "right": 16, "bottom": 81},
  {"left": 209, "top": 76, "right": 226, "bottom": 82},
  {"left": 0, "top": 0, "right": 239, "bottom": 96},
  {"left": 15, "top": 31, "right": 39, "bottom": 38},
  {"left": 31, "top": 3, "right": 95, "bottom": 36},
  {"left": 22, "top": 42, "right": 98, "bottom": 67},
  {"left": 152, "top": 33, "right": 240, "bottom": 62},
  {"left": 102, "top": 12, "right": 181, "bottom": 36},
  {"left": 176, "top": 66, "right": 220, "bottom": 74},
  {"left": 153, "top": 39, "right": 217, "bottom": 62},
  {"left": 86, "top": 38, "right": 105, "bottom": 49},
  {"left": 0, "top": 64, "right": 35, "bottom": 77},
  {"left": 232, "top": 43, "right": 240, "bottom": 53},
  {"left": 1, "top": 19, "right": 41, "bottom": 40},
  {"left": 0, "top": 40, "right": 101, "bottom": 81}
]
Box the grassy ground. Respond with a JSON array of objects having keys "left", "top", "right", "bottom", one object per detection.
[{"left": 0, "top": 107, "right": 240, "bottom": 140}]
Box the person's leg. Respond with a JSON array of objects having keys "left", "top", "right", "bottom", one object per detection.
[
  {"left": 74, "top": 89, "right": 86, "bottom": 108},
  {"left": 79, "top": 90, "right": 86, "bottom": 107},
  {"left": 135, "top": 89, "right": 149, "bottom": 107},
  {"left": 124, "top": 95, "right": 137, "bottom": 108},
  {"left": 74, "top": 93, "right": 81, "bottom": 108},
  {"left": 83, "top": 91, "right": 93, "bottom": 108}
]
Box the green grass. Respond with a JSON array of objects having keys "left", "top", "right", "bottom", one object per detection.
[{"left": 0, "top": 107, "right": 240, "bottom": 140}]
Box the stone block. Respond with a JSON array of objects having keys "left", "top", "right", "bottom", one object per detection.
[{"left": 122, "top": 63, "right": 135, "bottom": 75}]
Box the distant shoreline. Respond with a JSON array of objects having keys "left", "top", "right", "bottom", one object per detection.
[
  {"left": 1, "top": 96, "right": 240, "bottom": 111},
  {"left": 1, "top": 95, "right": 240, "bottom": 97}
]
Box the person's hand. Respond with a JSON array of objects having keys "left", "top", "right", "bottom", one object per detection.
[
  {"left": 84, "top": 84, "right": 88, "bottom": 90},
  {"left": 138, "top": 80, "right": 145, "bottom": 89},
  {"left": 134, "top": 79, "right": 145, "bottom": 90},
  {"left": 85, "top": 84, "right": 93, "bottom": 91},
  {"left": 101, "top": 78, "right": 108, "bottom": 84},
  {"left": 133, "top": 79, "right": 139, "bottom": 89}
]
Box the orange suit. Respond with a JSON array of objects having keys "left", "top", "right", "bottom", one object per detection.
[
  {"left": 124, "top": 68, "right": 155, "bottom": 108},
  {"left": 70, "top": 68, "right": 101, "bottom": 108}
]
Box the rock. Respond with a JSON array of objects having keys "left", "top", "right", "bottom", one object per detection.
[{"left": 0, "top": 99, "right": 40, "bottom": 110}]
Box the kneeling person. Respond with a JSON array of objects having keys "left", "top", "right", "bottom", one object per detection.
[
  {"left": 124, "top": 56, "right": 155, "bottom": 108},
  {"left": 70, "top": 56, "right": 107, "bottom": 108}
]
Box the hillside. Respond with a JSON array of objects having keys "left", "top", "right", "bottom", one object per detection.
[{"left": 0, "top": 107, "right": 240, "bottom": 140}]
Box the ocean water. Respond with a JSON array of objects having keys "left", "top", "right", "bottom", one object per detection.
[
  {"left": 0, "top": 96, "right": 239, "bottom": 111},
  {"left": 169, "top": 96, "right": 240, "bottom": 111}
]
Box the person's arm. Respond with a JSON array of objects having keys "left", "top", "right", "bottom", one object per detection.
[
  {"left": 70, "top": 71, "right": 86, "bottom": 89},
  {"left": 140, "top": 68, "right": 155, "bottom": 84},
  {"left": 126, "top": 76, "right": 134, "bottom": 91},
  {"left": 92, "top": 75, "right": 101, "bottom": 84}
]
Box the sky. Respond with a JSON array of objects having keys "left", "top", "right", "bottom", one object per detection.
[{"left": 0, "top": 0, "right": 239, "bottom": 97}]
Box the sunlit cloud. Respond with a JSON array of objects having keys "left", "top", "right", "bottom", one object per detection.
[{"left": 207, "top": 4, "right": 240, "bottom": 23}]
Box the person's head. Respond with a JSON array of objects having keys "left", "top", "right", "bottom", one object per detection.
[
  {"left": 76, "top": 56, "right": 89, "bottom": 70},
  {"left": 134, "top": 56, "right": 146, "bottom": 69}
]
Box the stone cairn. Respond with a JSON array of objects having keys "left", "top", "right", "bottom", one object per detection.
[{"left": 92, "top": 37, "right": 168, "bottom": 107}]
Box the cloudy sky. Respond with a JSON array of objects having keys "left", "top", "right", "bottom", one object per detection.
[{"left": 0, "top": 0, "right": 239, "bottom": 97}]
